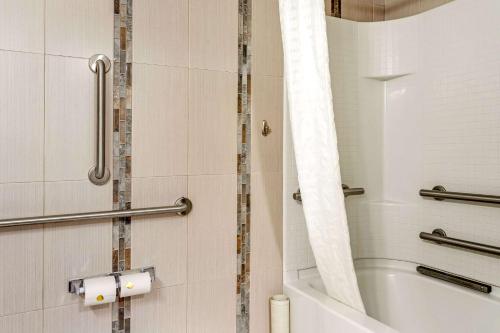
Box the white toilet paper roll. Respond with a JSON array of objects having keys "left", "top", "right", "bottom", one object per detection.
[
  {"left": 270, "top": 294, "right": 290, "bottom": 333},
  {"left": 83, "top": 276, "right": 117, "bottom": 306},
  {"left": 119, "top": 272, "right": 152, "bottom": 297}
]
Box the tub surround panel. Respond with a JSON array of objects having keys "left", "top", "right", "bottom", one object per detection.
[
  {"left": 329, "top": 0, "right": 455, "bottom": 21},
  {"left": 285, "top": 0, "right": 500, "bottom": 288}
]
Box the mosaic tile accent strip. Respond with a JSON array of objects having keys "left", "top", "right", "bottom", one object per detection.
[
  {"left": 237, "top": 0, "right": 252, "bottom": 331},
  {"left": 112, "top": 0, "right": 132, "bottom": 332},
  {"left": 333, "top": 0, "right": 341, "bottom": 17}
]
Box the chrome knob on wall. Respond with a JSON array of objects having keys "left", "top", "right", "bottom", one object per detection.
[{"left": 261, "top": 120, "right": 272, "bottom": 136}]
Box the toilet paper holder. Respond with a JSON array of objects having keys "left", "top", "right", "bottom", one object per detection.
[{"left": 68, "top": 266, "right": 156, "bottom": 296}]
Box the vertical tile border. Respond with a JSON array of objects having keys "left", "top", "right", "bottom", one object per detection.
[
  {"left": 237, "top": 0, "right": 252, "bottom": 332},
  {"left": 333, "top": 0, "right": 341, "bottom": 17},
  {"left": 112, "top": 0, "right": 133, "bottom": 332}
]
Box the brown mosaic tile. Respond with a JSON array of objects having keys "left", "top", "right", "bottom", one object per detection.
[
  {"left": 237, "top": 0, "right": 251, "bottom": 332},
  {"left": 112, "top": 0, "right": 133, "bottom": 332}
]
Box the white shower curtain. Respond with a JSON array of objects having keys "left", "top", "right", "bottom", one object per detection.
[{"left": 279, "top": 0, "right": 366, "bottom": 312}]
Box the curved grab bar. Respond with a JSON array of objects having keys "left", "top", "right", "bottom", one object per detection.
[
  {"left": 420, "top": 185, "right": 500, "bottom": 205},
  {"left": 420, "top": 229, "right": 500, "bottom": 257},
  {"left": 88, "top": 54, "right": 111, "bottom": 185},
  {"left": 292, "top": 184, "right": 365, "bottom": 202},
  {"left": 0, "top": 198, "right": 192, "bottom": 228}
]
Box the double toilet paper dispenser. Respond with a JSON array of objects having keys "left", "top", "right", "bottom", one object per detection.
[{"left": 68, "top": 266, "right": 155, "bottom": 306}]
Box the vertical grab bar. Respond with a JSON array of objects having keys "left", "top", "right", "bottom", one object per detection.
[{"left": 88, "top": 54, "right": 111, "bottom": 185}]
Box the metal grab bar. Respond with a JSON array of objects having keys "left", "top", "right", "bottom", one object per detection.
[
  {"left": 0, "top": 197, "right": 192, "bottom": 228},
  {"left": 88, "top": 54, "right": 111, "bottom": 185},
  {"left": 416, "top": 266, "right": 492, "bottom": 294},
  {"left": 420, "top": 229, "right": 500, "bottom": 257},
  {"left": 420, "top": 185, "right": 500, "bottom": 205},
  {"left": 292, "top": 184, "right": 365, "bottom": 202}
]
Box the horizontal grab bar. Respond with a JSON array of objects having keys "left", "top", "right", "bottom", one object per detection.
[
  {"left": 420, "top": 185, "right": 500, "bottom": 205},
  {"left": 420, "top": 229, "right": 500, "bottom": 257},
  {"left": 292, "top": 184, "right": 365, "bottom": 202},
  {"left": 416, "top": 266, "right": 492, "bottom": 294},
  {"left": 0, "top": 197, "right": 192, "bottom": 228}
]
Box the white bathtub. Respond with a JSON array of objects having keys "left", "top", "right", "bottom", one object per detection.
[{"left": 285, "top": 259, "right": 500, "bottom": 333}]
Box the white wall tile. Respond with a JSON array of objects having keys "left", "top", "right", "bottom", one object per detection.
[
  {"left": 251, "top": 173, "right": 283, "bottom": 271},
  {"left": 252, "top": 0, "right": 283, "bottom": 77},
  {"left": 189, "top": 0, "right": 238, "bottom": 72},
  {"left": 43, "top": 303, "right": 111, "bottom": 333},
  {"left": 45, "top": 55, "right": 113, "bottom": 182},
  {"left": 187, "top": 278, "right": 236, "bottom": 333},
  {"left": 0, "top": 50, "right": 44, "bottom": 183},
  {"left": 131, "top": 285, "right": 187, "bottom": 333},
  {"left": 133, "top": 0, "right": 188, "bottom": 67},
  {"left": 46, "top": 0, "right": 113, "bottom": 58},
  {"left": 0, "top": 0, "right": 44, "bottom": 53},
  {"left": 286, "top": 3, "right": 500, "bottom": 287},
  {"left": 252, "top": 76, "right": 283, "bottom": 174},
  {"left": 132, "top": 64, "right": 188, "bottom": 177},
  {"left": 0, "top": 310, "right": 42, "bottom": 333},
  {"left": 0, "top": 225, "right": 43, "bottom": 316},
  {"left": 45, "top": 180, "right": 112, "bottom": 215},
  {"left": 0, "top": 182, "right": 44, "bottom": 220},
  {"left": 132, "top": 177, "right": 187, "bottom": 288},
  {"left": 188, "top": 69, "right": 237, "bottom": 175},
  {"left": 43, "top": 219, "right": 112, "bottom": 308},
  {"left": 249, "top": 269, "right": 283, "bottom": 333},
  {"left": 187, "top": 175, "right": 237, "bottom": 283}
]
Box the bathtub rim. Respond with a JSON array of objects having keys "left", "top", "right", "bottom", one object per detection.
[{"left": 285, "top": 258, "right": 500, "bottom": 333}]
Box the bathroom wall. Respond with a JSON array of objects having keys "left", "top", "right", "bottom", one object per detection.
[
  {"left": 0, "top": 0, "right": 282, "bottom": 333},
  {"left": 285, "top": 0, "right": 500, "bottom": 287},
  {"left": 327, "top": 0, "right": 455, "bottom": 21},
  {"left": 384, "top": 0, "right": 454, "bottom": 20}
]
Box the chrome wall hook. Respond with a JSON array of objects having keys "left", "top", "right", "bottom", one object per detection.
[{"left": 261, "top": 120, "right": 272, "bottom": 136}]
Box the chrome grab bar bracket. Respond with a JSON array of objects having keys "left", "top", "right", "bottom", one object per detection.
[{"left": 88, "top": 54, "right": 111, "bottom": 186}]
